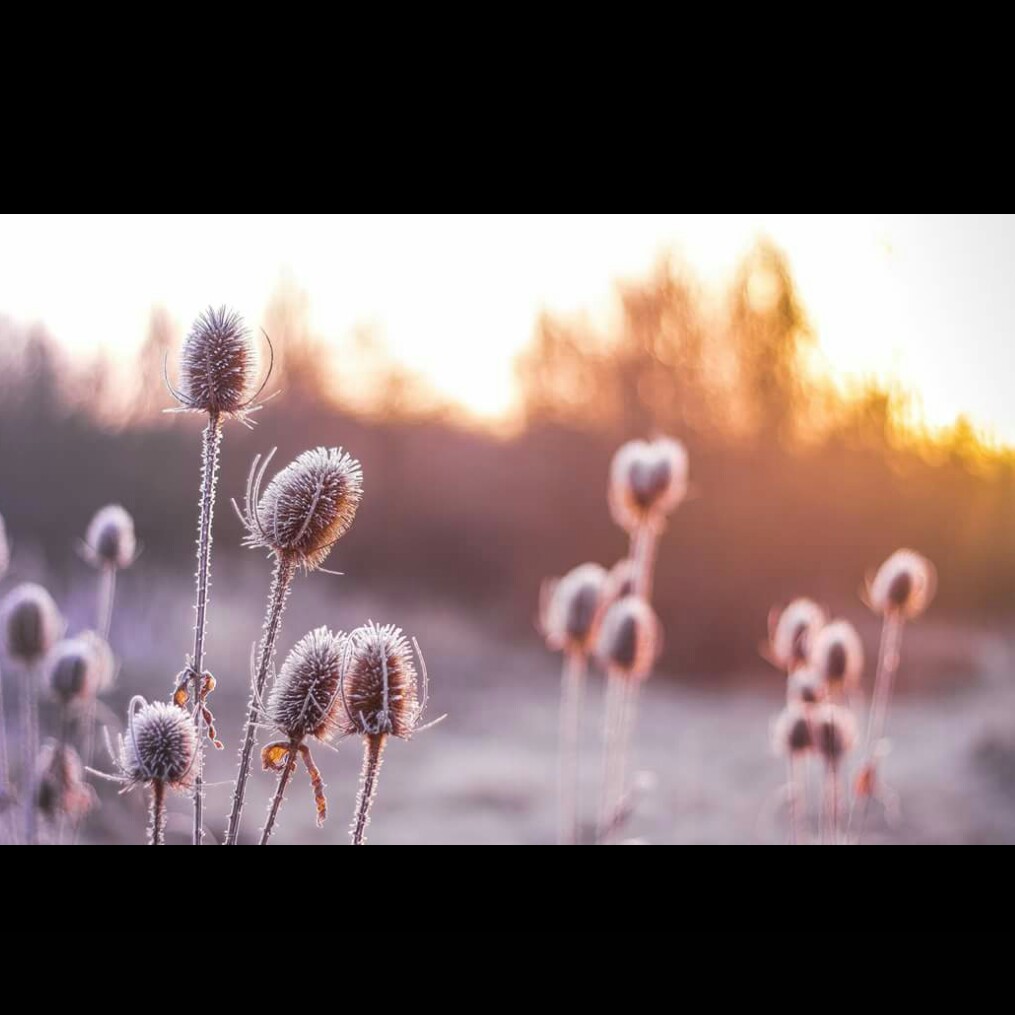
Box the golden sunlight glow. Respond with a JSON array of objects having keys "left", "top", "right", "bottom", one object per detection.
[{"left": 0, "top": 215, "right": 1012, "bottom": 440}]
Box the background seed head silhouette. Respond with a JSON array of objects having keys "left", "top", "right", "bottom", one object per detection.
[
  {"left": 47, "top": 631, "right": 114, "bottom": 705},
  {"left": 120, "top": 699, "right": 197, "bottom": 788},
  {"left": 786, "top": 666, "right": 827, "bottom": 706},
  {"left": 1, "top": 583, "right": 63, "bottom": 665},
  {"left": 268, "top": 626, "right": 348, "bottom": 742},
  {"left": 608, "top": 436, "right": 689, "bottom": 532},
  {"left": 84, "top": 504, "right": 136, "bottom": 570},
  {"left": 597, "top": 595, "right": 660, "bottom": 681},
  {"left": 771, "top": 598, "right": 827, "bottom": 671},
  {"left": 177, "top": 305, "right": 258, "bottom": 416},
  {"left": 811, "top": 620, "right": 863, "bottom": 692},
  {"left": 869, "top": 549, "right": 936, "bottom": 620},
  {"left": 772, "top": 703, "right": 813, "bottom": 756},
  {"left": 812, "top": 704, "right": 857, "bottom": 765},
  {"left": 542, "top": 562, "right": 608, "bottom": 654},
  {"left": 36, "top": 742, "right": 95, "bottom": 821}
]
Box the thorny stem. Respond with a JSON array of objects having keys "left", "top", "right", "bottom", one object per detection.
[
  {"left": 21, "top": 663, "right": 38, "bottom": 845},
  {"left": 351, "top": 734, "right": 386, "bottom": 845},
  {"left": 557, "top": 651, "right": 586, "bottom": 845},
  {"left": 96, "top": 565, "right": 117, "bottom": 641},
  {"left": 149, "top": 780, "right": 166, "bottom": 846},
  {"left": 259, "top": 742, "right": 298, "bottom": 846},
  {"left": 225, "top": 554, "right": 297, "bottom": 845},
  {"left": 190, "top": 413, "right": 222, "bottom": 846}
]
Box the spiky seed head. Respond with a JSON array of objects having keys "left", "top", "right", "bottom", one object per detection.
[
  {"left": 812, "top": 704, "right": 857, "bottom": 766},
  {"left": 338, "top": 622, "right": 420, "bottom": 739},
  {"left": 609, "top": 436, "right": 689, "bottom": 533},
  {"left": 46, "top": 631, "right": 114, "bottom": 705},
  {"left": 268, "top": 627, "right": 348, "bottom": 742},
  {"left": 246, "top": 447, "right": 364, "bottom": 571},
  {"left": 36, "top": 742, "right": 95, "bottom": 821},
  {"left": 786, "top": 666, "right": 827, "bottom": 706},
  {"left": 84, "top": 504, "right": 136, "bottom": 570},
  {"left": 868, "top": 549, "right": 936, "bottom": 619},
  {"left": 542, "top": 562, "right": 608, "bottom": 654},
  {"left": 1, "top": 583, "right": 62, "bottom": 665},
  {"left": 597, "top": 595, "right": 661, "bottom": 681},
  {"left": 771, "top": 704, "right": 813, "bottom": 756},
  {"left": 811, "top": 620, "right": 863, "bottom": 692},
  {"left": 120, "top": 699, "right": 197, "bottom": 788},
  {"left": 0, "top": 512, "right": 9, "bottom": 581},
  {"left": 177, "top": 305, "right": 258, "bottom": 415},
  {"left": 770, "top": 598, "right": 826, "bottom": 672}
]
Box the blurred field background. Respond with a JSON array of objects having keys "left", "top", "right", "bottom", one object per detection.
[{"left": 2, "top": 223, "right": 1015, "bottom": 843}]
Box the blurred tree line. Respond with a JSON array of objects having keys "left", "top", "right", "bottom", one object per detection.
[{"left": 2, "top": 241, "right": 1013, "bottom": 674}]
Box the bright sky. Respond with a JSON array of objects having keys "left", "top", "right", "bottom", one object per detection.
[{"left": 1, "top": 214, "right": 1013, "bottom": 440}]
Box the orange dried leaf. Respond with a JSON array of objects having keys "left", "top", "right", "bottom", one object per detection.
[{"left": 261, "top": 743, "right": 290, "bottom": 771}]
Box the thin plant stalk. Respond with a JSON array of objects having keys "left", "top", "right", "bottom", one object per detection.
[
  {"left": 149, "top": 780, "right": 166, "bottom": 846},
  {"left": 821, "top": 764, "right": 840, "bottom": 846},
  {"left": 633, "top": 522, "right": 660, "bottom": 601},
  {"left": 225, "top": 554, "right": 297, "bottom": 845},
  {"left": 605, "top": 679, "right": 640, "bottom": 842},
  {"left": 189, "top": 413, "right": 223, "bottom": 846},
  {"left": 787, "top": 756, "right": 804, "bottom": 846},
  {"left": 557, "top": 651, "right": 586, "bottom": 845},
  {"left": 21, "top": 663, "right": 38, "bottom": 845},
  {"left": 0, "top": 666, "right": 12, "bottom": 843},
  {"left": 597, "top": 671, "right": 625, "bottom": 843},
  {"left": 96, "top": 565, "right": 117, "bottom": 641},
  {"left": 259, "top": 742, "right": 298, "bottom": 846},
  {"left": 351, "top": 733, "right": 386, "bottom": 846}
]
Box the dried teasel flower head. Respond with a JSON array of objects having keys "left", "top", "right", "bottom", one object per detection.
[
  {"left": 786, "top": 666, "right": 827, "bottom": 706},
  {"left": 541, "top": 562, "right": 608, "bottom": 655},
  {"left": 117, "top": 697, "right": 197, "bottom": 790},
  {"left": 83, "top": 504, "right": 136, "bottom": 570},
  {"left": 46, "top": 631, "right": 115, "bottom": 706},
  {"left": 268, "top": 626, "right": 348, "bottom": 742},
  {"left": 239, "top": 447, "right": 364, "bottom": 572},
  {"left": 1, "top": 583, "right": 63, "bottom": 665},
  {"left": 0, "top": 512, "right": 9, "bottom": 581},
  {"left": 769, "top": 598, "right": 826, "bottom": 672},
  {"left": 867, "top": 549, "right": 936, "bottom": 620},
  {"left": 597, "top": 595, "right": 661, "bottom": 682},
  {"left": 171, "top": 305, "right": 260, "bottom": 416},
  {"left": 608, "top": 436, "right": 689, "bottom": 533},
  {"left": 811, "top": 620, "right": 863, "bottom": 692},
  {"left": 771, "top": 704, "right": 813, "bottom": 756},
  {"left": 338, "top": 621, "right": 429, "bottom": 739},
  {"left": 36, "top": 742, "right": 96, "bottom": 822},
  {"left": 812, "top": 704, "right": 857, "bottom": 767}
]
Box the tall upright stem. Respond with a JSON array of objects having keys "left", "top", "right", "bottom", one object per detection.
[
  {"left": 351, "top": 734, "right": 386, "bottom": 845},
  {"left": 557, "top": 652, "right": 586, "bottom": 845},
  {"left": 597, "top": 671, "right": 623, "bottom": 843},
  {"left": 190, "top": 413, "right": 222, "bottom": 846},
  {"left": 0, "top": 663, "right": 12, "bottom": 843},
  {"left": 149, "top": 780, "right": 166, "bottom": 846},
  {"left": 21, "top": 663, "right": 38, "bottom": 845},
  {"left": 633, "top": 522, "right": 660, "bottom": 601},
  {"left": 787, "top": 756, "right": 801, "bottom": 846},
  {"left": 259, "top": 742, "right": 298, "bottom": 846},
  {"left": 224, "top": 554, "right": 297, "bottom": 845}
]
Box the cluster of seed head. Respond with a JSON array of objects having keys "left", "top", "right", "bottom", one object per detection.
[
  {"left": 174, "top": 305, "right": 259, "bottom": 416},
  {"left": 597, "top": 595, "right": 661, "bottom": 681},
  {"left": 338, "top": 622, "right": 421, "bottom": 739},
  {"left": 242, "top": 447, "right": 364, "bottom": 572},
  {"left": 542, "top": 562, "right": 608, "bottom": 655},
  {"left": 1, "top": 583, "right": 63, "bottom": 665},
  {"left": 36, "top": 742, "right": 95, "bottom": 821},
  {"left": 47, "top": 631, "right": 115, "bottom": 706},
  {"left": 118, "top": 698, "right": 197, "bottom": 789},
  {"left": 869, "top": 549, "right": 935, "bottom": 620},
  {"left": 83, "top": 504, "right": 136, "bottom": 570},
  {"left": 770, "top": 598, "right": 826, "bottom": 672},
  {"left": 609, "top": 436, "right": 689, "bottom": 533},
  {"left": 268, "top": 626, "right": 348, "bottom": 742}
]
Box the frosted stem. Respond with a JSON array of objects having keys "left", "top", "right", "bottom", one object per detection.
[
  {"left": 597, "top": 671, "right": 623, "bottom": 842},
  {"left": 351, "top": 734, "right": 386, "bottom": 845},
  {"left": 21, "top": 663, "right": 38, "bottom": 845},
  {"left": 96, "top": 565, "right": 117, "bottom": 641},
  {"left": 149, "top": 780, "right": 166, "bottom": 846},
  {"left": 557, "top": 652, "right": 586, "bottom": 845}
]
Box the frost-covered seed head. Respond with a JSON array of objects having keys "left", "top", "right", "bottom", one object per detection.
[
  {"left": 772, "top": 704, "right": 813, "bottom": 756},
  {"left": 120, "top": 699, "right": 197, "bottom": 788},
  {"left": 246, "top": 447, "right": 363, "bottom": 572},
  {"left": 36, "top": 742, "right": 95, "bottom": 821},
  {"left": 786, "top": 666, "right": 827, "bottom": 706},
  {"left": 338, "top": 622, "right": 420, "bottom": 739},
  {"left": 177, "top": 305, "right": 258, "bottom": 415},
  {"left": 0, "top": 513, "right": 9, "bottom": 581},
  {"left": 268, "top": 627, "right": 348, "bottom": 742},
  {"left": 84, "top": 504, "right": 136, "bottom": 570},
  {"left": 2, "top": 583, "right": 62, "bottom": 664},
  {"left": 811, "top": 620, "right": 863, "bottom": 692},
  {"left": 597, "top": 595, "right": 660, "bottom": 681},
  {"left": 46, "top": 631, "right": 114, "bottom": 705},
  {"left": 609, "top": 437, "right": 689, "bottom": 533},
  {"left": 542, "top": 562, "right": 608, "bottom": 654},
  {"left": 868, "top": 550, "right": 936, "bottom": 619},
  {"left": 770, "top": 598, "right": 826, "bottom": 671},
  {"left": 812, "top": 704, "right": 857, "bottom": 766}
]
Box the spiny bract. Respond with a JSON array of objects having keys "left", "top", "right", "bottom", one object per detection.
[
  {"left": 84, "top": 504, "right": 136, "bottom": 570},
  {"left": 542, "top": 562, "right": 608, "bottom": 654},
  {"left": 268, "top": 626, "right": 348, "bottom": 742},
  {"left": 176, "top": 305, "right": 258, "bottom": 416},
  {"left": 597, "top": 595, "right": 660, "bottom": 681},
  {"left": 120, "top": 699, "right": 197, "bottom": 787},
  {"left": 339, "top": 622, "right": 420, "bottom": 739},
  {"left": 1, "top": 583, "right": 62, "bottom": 664}
]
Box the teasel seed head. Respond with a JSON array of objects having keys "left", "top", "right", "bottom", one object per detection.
[
  {"left": 36, "top": 741, "right": 95, "bottom": 822},
  {"left": 771, "top": 704, "right": 813, "bottom": 756},
  {"left": 769, "top": 598, "right": 826, "bottom": 672},
  {"left": 608, "top": 436, "right": 689, "bottom": 533},
  {"left": 812, "top": 704, "right": 857, "bottom": 767},
  {"left": 0, "top": 512, "right": 9, "bottom": 580},
  {"left": 786, "top": 666, "right": 827, "bottom": 706},
  {"left": 597, "top": 595, "right": 661, "bottom": 682},
  {"left": 268, "top": 626, "right": 348, "bottom": 742},
  {"left": 338, "top": 621, "right": 425, "bottom": 739},
  {"left": 83, "top": 504, "right": 136, "bottom": 570},
  {"left": 811, "top": 620, "right": 863, "bottom": 692},
  {"left": 174, "top": 305, "right": 259, "bottom": 416},
  {"left": 1, "top": 583, "right": 63, "bottom": 665},
  {"left": 541, "top": 562, "right": 608, "bottom": 655},
  {"left": 46, "top": 631, "right": 115, "bottom": 706},
  {"left": 868, "top": 549, "right": 936, "bottom": 619},
  {"left": 240, "top": 447, "right": 364, "bottom": 572},
  {"left": 119, "top": 698, "right": 197, "bottom": 790}
]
